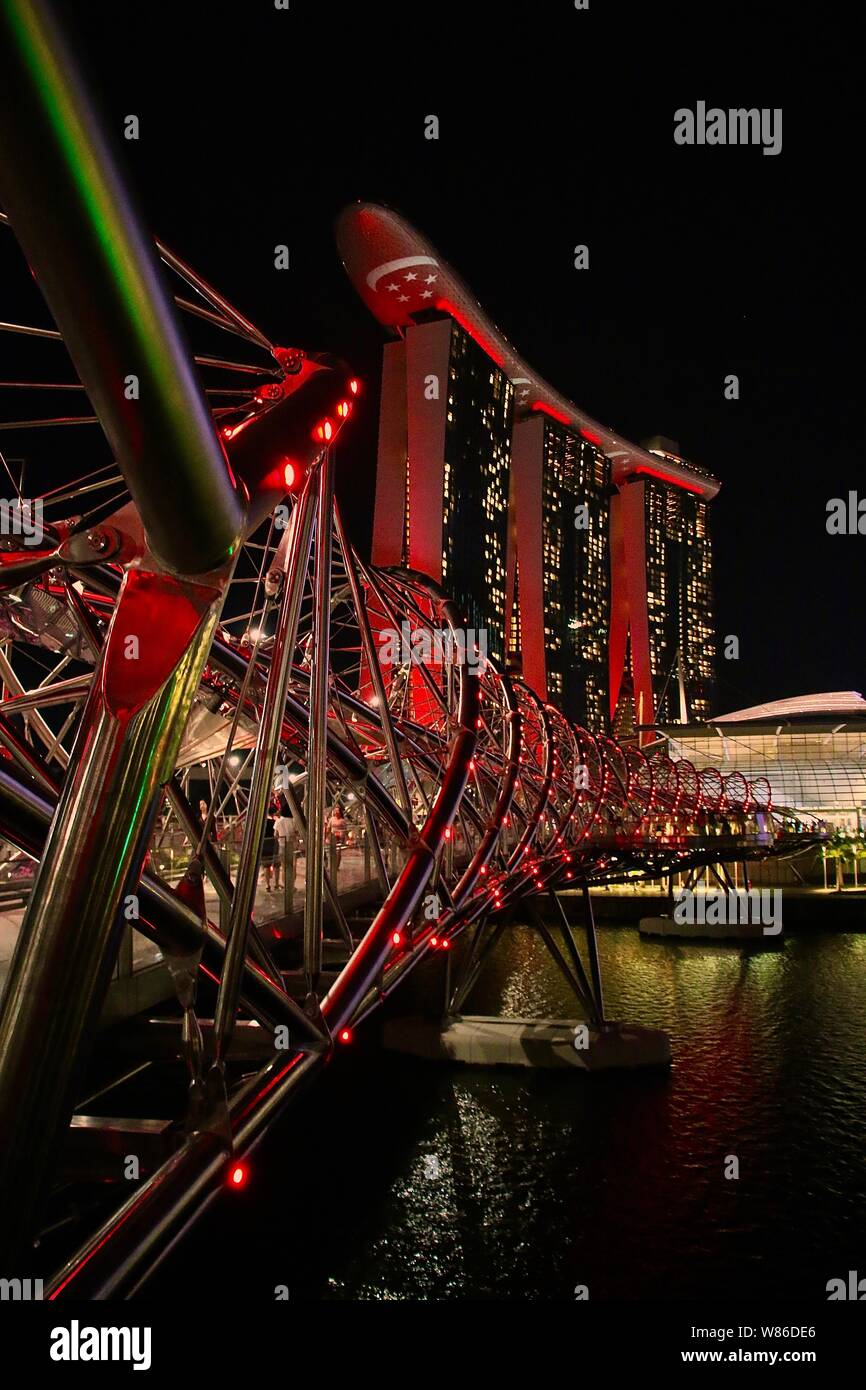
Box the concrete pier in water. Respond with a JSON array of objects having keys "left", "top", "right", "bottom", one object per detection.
[{"left": 383, "top": 1015, "right": 671, "bottom": 1070}]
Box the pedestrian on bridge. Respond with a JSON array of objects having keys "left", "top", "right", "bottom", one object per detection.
[{"left": 274, "top": 807, "right": 298, "bottom": 894}]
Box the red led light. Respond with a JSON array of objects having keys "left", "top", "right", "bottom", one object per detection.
[
  {"left": 430, "top": 936, "right": 439, "bottom": 948},
  {"left": 392, "top": 931, "right": 403, "bottom": 946},
  {"left": 338, "top": 1027, "right": 352, "bottom": 1044},
  {"left": 313, "top": 419, "right": 334, "bottom": 443},
  {"left": 349, "top": 378, "right": 360, "bottom": 395},
  {"left": 444, "top": 827, "right": 452, "bottom": 840},
  {"left": 229, "top": 1163, "right": 248, "bottom": 1188},
  {"left": 630, "top": 465, "right": 705, "bottom": 495},
  {"left": 283, "top": 460, "right": 296, "bottom": 489},
  {"left": 530, "top": 400, "right": 572, "bottom": 426},
  {"left": 221, "top": 415, "right": 256, "bottom": 444},
  {"left": 441, "top": 938, "right": 450, "bottom": 950},
  {"left": 336, "top": 400, "right": 351, "bottom": 418},
  {"left": 436, "top": 298, "right": 505, "bottom": 366}
]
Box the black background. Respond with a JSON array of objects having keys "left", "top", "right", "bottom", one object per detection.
[{"left": 28, "top": 1, "right": 866, "bottom": 711}]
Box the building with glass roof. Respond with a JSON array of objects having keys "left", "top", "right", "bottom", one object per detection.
[{"left": 658, "top": 693, "right": 866, "bottom": 832}]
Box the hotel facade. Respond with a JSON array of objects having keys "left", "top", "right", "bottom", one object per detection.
[{"left": 337, "top": 202, "right": 718, "bottom": 740}]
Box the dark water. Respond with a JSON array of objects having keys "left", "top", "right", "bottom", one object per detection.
[{"left": 147, "top": 924, "right": 866, "bottom": 1301}]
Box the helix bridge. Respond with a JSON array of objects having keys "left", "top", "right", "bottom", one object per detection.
[{"left": 0, "top": 0, "right": 821, "bottom": 1298}]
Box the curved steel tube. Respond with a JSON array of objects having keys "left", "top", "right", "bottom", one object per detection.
[{"left": 0, "top": 0, "right": 243, "bottom": 575}]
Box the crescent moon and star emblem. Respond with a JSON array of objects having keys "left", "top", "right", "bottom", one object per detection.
[{"left": 366, "top": 256, "right": 440, "bottom": 304}]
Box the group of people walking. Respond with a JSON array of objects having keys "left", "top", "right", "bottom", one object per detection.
[{"left": 197, "top": 791, "right": 351, "bottom": 896}]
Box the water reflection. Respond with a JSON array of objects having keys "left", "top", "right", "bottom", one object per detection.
[
  {"left": 149, "top": 923, "right": 866, "bottom": 1301},
  {"left": 324, "top": 926, "right": 866, "bottom": 1300}
]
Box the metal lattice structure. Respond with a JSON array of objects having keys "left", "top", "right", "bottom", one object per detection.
[{"left": 0, "top": 0, "right": 824, "bottom": 1297}]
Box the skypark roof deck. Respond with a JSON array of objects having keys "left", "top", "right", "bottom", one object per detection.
[{"left": 336, "top": 201, "right": 720, "bottom": 500}]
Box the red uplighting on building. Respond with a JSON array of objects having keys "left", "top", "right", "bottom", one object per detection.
[
  {"left": 530, "top": 400, "right": 572, "bottom": 427},
  {"left": 435, "top": 296, "right": 505, "bottom": 367},
  {"left": 629, "top": 464, "right": 705, "bottom": 496},
  {"left": 336, "top": 201, "right": 720, "bottom": 743}
]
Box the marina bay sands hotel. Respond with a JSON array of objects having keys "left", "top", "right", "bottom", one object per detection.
[{"left": 337, "top": 203, "right": 717, "bottom": 739}]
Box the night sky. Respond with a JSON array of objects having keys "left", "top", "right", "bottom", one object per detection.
[{"left": 44, "top": 2, "right": 865, "bottom": 712}]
